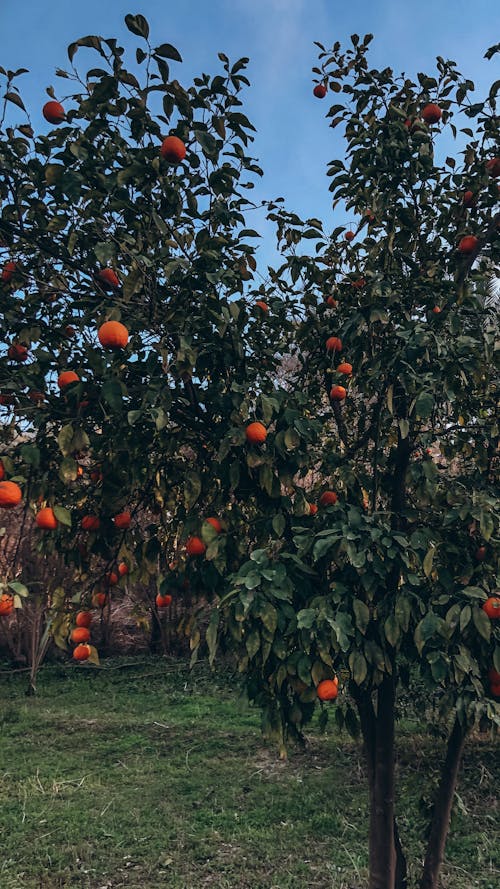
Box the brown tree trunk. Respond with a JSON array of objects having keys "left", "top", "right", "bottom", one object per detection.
[
  {"left": 419, "top": 717, "right": 467, "bottom": 889},
  {"left": 368, "top": 674, "right": 397, "bottom": 889}
]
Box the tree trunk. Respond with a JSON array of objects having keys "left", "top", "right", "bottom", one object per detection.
[
  {"left": 369, "top": 675, "right": 397, "bottom": 889},
  {"left": 419, "top": 716, "right": 467, "bottom": 889}
]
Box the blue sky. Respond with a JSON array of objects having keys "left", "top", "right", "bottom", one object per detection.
[{"left": 1, "top": 0, "right": 498, "bottom": 269}]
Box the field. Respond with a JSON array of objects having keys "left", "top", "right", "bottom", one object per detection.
[{"left": 0, "top": 659, "right": 498, "bottom": 889}]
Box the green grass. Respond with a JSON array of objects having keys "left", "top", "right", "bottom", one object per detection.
[{"left": 0, "top": 659, "right": 498, "bottom": 889}]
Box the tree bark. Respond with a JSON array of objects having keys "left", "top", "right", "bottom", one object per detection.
[
  {"left": 369, "top": 674, "right": 397, "bottom": 889},
  {"left": 419, "top": 716, "right": 467, "bottom": 889}
]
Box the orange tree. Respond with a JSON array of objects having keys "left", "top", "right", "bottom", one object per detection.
[{"left": 0, "top": 17, "right": 499, "bottom": 889}]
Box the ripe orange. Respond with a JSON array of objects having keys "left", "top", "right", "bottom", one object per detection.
[
  {"left": 326, "top": 336, "right": 342, "bottom": 353},
  {"left": 73, "top": 643, "right": 91, "bottom": 661},
  {"left": 0, "top": 481, "right": 22, "bottom": 508},
  {"left": 58, "top": 371, "right": 80, "bottom": 389},
  {"left": 319, "top": 491, "right": 338, "bottom": 507},
  {"left": 317, "top": 678, "right": 339, "bottom": 701},
  {"left": 345, "top": 231, "right": 355, "bottom": 242},
  {"left": 105, "top": 571, "right": 119, "bottom": 587},
  {"left": 97, "top": 268, "right": 120, "bottom": 289},
  {"left": 0, "top": 461, "right": 4, "bottom": 481},
  {"left": 185, "top": 536, "right": 206, "bottom": 557},
  {"left": 491, "top": 684, "right": 500, "bottom": 698},
  {"left": 337, "top": 362, "right": 352, "bottom": 375},
  {"left": 488, "top": 669, "right": 500, "bottom": 685},
  {"left": 75, "top": 611, "right": 92, "bottom": 628},
  {"left": 246, "top": 422, "right": 267, "bottom": 444},
  {"left": 205, "top": 517, "right": 222, "bottom": 534},
  {"left": 8, "top": 343, "right": 28, "bottom": 362},
  {"left": 156, "top": 593, "right": 173, "bottom": 608},
  {"left": 98, "top": 320, "right": 129, "bottom": 350},
  {"left": 255, "top": 300, "right": 268, "bottom": 313},
  {"left": 113, "top": 511, "right": 131, "bottom": 530},
  {"left": 29, "top": 390, "right": 45, "bottom": 404},
  {"left": 70, "top": 626, "right": 91, "bottom": 644},
  {"left": 81, "top": 515, "right": 100, "bottom": 531},
  {"left": 421, "top": 103, "right": 442, "bottom": 124},
  {"left": 0, "top": 593, "right": 14, "bottom": 616},
  {"left": 160, "top": 135, "right": 186, "bottom": 163},
  {"left": 35, "top": 507, "right": 58, "bottom": 530},
  {"left": 486, "top": 158, "right": 500, "bottom": 177},
  {"left": 94, "top": 592, "right": 107, "bottom": 609},
  {"left": 458, "top": 235, "right": 479, "bottom": 254},
  {"left": 326, "top": 296, "right": 338, "bottom": 307},
  {"left": 308, "top": 503, "right": 318, "bottom": 515},
  {"left": 64, "top": 325, "right": 76, "bottom": 337},
  {"left": 462, "top": 190, "right": 475, "bottom": 208},
  {"left": 475, "top": 546, "right": 487, "bottom": 562},
  {"left": 1, "top": 260, "right": 16, "bottom": 282},
  {"left": 482, "top": 597, "right": 500, "bottom": 619},
  {"left": 352, "top": 278, "right": 366, "bottom": 289},
  {"left": 118, "top": 562, "right": 129, "bottom": 577},
  {"left": 330, "top": 385, "right": 347, "bottom": 401},
  {"left": 431, "top": 306, "right": 441, "bottom": 314},
  {"left": 313, "top": 84, "right": 327, "bottom": 99},
  {"left": 43, "top": 101, "right": 65, "bottom": 124}
]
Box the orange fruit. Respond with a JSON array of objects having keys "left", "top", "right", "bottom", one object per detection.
[
  {"left": 308, "top": 503, "right": 318, "bottom": 515},
  {"left": 35, "top": 507, "right": 58, "bottom": 530},
  {"left": 156, "top": 593, "right": 173, "bottom": 608},
  {"left": 326, "top": 336, "right": 342, "bottom": 353},
  {"left": 462, "top": 190, "right": 475, "bottom": 208},
  {"left": 0, "top": 460, "right": 4, "bottom": 480},
  {"left": 105, "top": 571, "right": 119, "bottom": 587},
  {"left": 94, "top": 592, "right": 107, "bottom": 609},
  {"left": 319, "top": 491, "right": 338, "bottom": 507},
  {"left": 491, "top": 683, "right": 500, "bottom": 698},
  {"left": 475, "top": 546, "right": 487, "bottom": 562},
  {"left": 488, "top": 668, "right": 500, "bottom": 685},
  {"left": 486, "top": 158, "right": 500, "bottom": 177},
  {"left": 245, "top": 422, "right": 267, "bottom": 444},
  {"left": 337, "top": 362, "right": 352, "bottom": 375},
  {"left": 1, "top": 260, "right": 16, "bottom": 282},
  {"left": 330, "top": 385, "right": 347, "bottom": 401},
  {"left": 113, "top": 511, "right": 131, "bottom": 530},
  {"left": 421, "top": 103, "right": 442, "bottom": 124},
  {"left": 326, "top": 296, "right": 338, "bottom": 307},
  {"left": 118, "top": 562, "right": 129, "bottom": 577},
  {"left": 482, "top": 597, "right": 500, "bottom": 619},
  {"left": 352, "top": 278, "right": 366, "bottom": 289},
  {"left": 345, "top": 231, "right": 355, "bottom": 242},
  {"left": 97, "top": 268, "right": 120, "bottom": 289},
  {"left": 42, "top": 101, "right": 65, "bottom": 124},
  {"left": 313, "top": 84, "right": 327, "bottom": 99},
  {"left": 81, "top": 515, "right": 100, "bottom": 531},
  {"left": 75, "top": 611, "right": 92, "bottom": 628},
  {"left": 458, "top": 235, "right": 479, "bottom": 254},
  {"left": 29, "top": 390, "right": 45, "bottom": 404},
  {"left": 431, "top": 306, "right": 441, "bottom": 314},
  {"left": 70, "top": 626, "right": 91, "bottom": 644},
  {"left": 317, "top": 678, "right": 339, "bottom": 701},
  {"left": 0, "top": 481, "right": 22, "bottom": 509},
  {"left": 0, "top": 593, "right": 14, "bottom": 616},
  {"left": 98, "top": 320, "right": 129, "bottom": 350},
  {"left": 160, "top": 135, "right": 186, "bottom": 163},
  {"left": 58, "top": 371, "right": 80, "bottom": 389},
  {"left": 255, "top": 300, "right": 268, "bottom": 313},
  {"left": 73, "top": 643, "right": 91, "bottom": 661},
  {"left": 185, "top": 536, "right": 206, "bottom": 557},
  {"left": 8, "top": 343, "right": 28, "bottom": 362},
  {"left": 205, "top": 517, "right": 222, "bottom": 534}
]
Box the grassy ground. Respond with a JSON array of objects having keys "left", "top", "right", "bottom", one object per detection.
[{"left": 0, "top": 659, "right": 498, "bottom": 889}]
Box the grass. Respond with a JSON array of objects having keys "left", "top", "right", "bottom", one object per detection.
[{"left": 0, "top": 658, "right": 498, "bottom": 889}]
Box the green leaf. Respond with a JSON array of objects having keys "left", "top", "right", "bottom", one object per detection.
[
  {"left": 398, "top": 419, "right": 409, "bottom": 439},
  {"left": 472, "top": 607, "right": 491, "bottom": 642},
  {"left": 245, "top": 628, "right": 260, "bottom": 659},
  {"left": 353, "top": 599, "right": 370, "bottom": 634},
  {"left": 184, "top": 471, "right": 202, "bottom": 510},
  {"left": 102, "top": 379, "right": 123, "bottom": 411},
  {"left": 127, "top": 410, "right": 142, "bottom": 426},
  {"left": 384, "top": 614, "right": 401, "bottom": 647},
  {"left": 297, "top": 609, "right": 315, "bottom": 629},
  {"left": 272, "top": 513, "right": 286, "bottom": 537},
  {"left": 8, "top": 581, "right": 29, "bottom": 597},
  {"left": 460, "top": 605, "right": 471, "bottom": 632},
  {"left": 124, "top": 14, "right": 150, "bottom": 39},
  {"left": 53, "top": 505, "right": 72, "bottom": 527},
  {"left": 57, "top": 424, "right": 75, "bottom": 457},
  {"left": 284, "top": 428, "right": 300, "bottom": 450},
  {"left": 349, "top": 650, "right": 367, "bottom": 685},
  {"left": 423, "top": 545, "right": 435, "bottom": 578},
  {"left": 260, "top": 603, "right": 278, "bottom": 635},
  {"left": 206, "top": 609, "right": 219, "bottom": 666},
  {"left": 154, "top": 43, "right": 182, "bottom": 62},
  {"left": 415, "top": 391, "right": 435, "bottom": 420}
]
